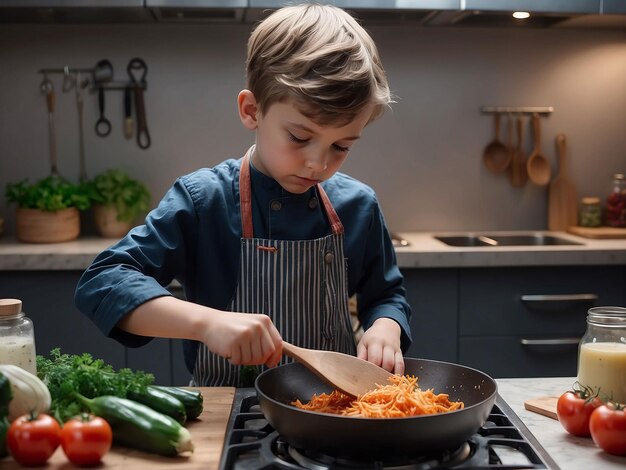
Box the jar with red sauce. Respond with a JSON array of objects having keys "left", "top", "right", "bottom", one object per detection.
[{"left": 605, "top": 173, "right": 626, "bottom": 227}]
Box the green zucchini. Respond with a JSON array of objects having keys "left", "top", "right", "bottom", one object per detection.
[
  {"left": 77, "top": 394, "right": 193, "bottom": 456},
  {"left": 0, "top": 371, "right": 11, "bottom": 418},
  {"left": 128, "top": 386, "right": 187, "bottom": 424},
  {"left": 0, "top": 372, "right": 12, "bottom": 458},
  {"left": 0, "top": 416, "right": 9, "bottom": 459},
  {"left": 151, "top": 386, "right": 203, "bottom": 420}
]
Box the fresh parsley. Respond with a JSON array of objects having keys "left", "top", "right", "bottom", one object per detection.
[{"left": 36, "top": 348, "right": 154, "bottom": 423}]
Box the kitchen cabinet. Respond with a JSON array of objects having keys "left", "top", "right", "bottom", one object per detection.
[
  {"left": 403, "top": 265, "right": 626, "bottom": 377},
  {"left": 458, "top": 265, "right": 624, "bottom": 377},
  {"left": 0, "top": 271, "right": 190, "bottom": 385},
  {"left": 402, "top": 268, "right": 458, "bottom": 363},
  {"left": 402, "top": 265, "right": 626, "bottom": 378}
]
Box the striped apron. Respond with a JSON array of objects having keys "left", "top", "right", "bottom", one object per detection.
[{"left": 192, "top": 149, "right": 357, "bottom": 386}]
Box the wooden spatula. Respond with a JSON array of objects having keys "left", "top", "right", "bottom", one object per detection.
[
  {"left": 282, "top": 342, "right": 393, "bottom": 397},
  {"left": 548, "top": 134, "right": 578, "bottom": 230}
]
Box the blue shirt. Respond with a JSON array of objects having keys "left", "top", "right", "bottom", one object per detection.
[{"left": 75, "top": 158, "right": 412, "bottom": 374}]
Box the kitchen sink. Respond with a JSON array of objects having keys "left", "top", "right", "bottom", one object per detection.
[{"left": 434, "top": 233, "right": 584, "bottom": 247}]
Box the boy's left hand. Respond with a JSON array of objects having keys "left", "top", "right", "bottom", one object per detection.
[{"left": 356, "top": 317, "right": 404, "bottom": 375}]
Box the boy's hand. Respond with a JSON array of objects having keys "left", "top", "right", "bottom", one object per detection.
[
  {"left": 201, "top": 310, "right": 283, "bottom": 368},
  {"left": 356, "top": 317, "right": 404, "bottom": 375}
]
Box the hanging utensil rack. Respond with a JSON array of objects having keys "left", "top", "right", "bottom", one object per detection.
[
  {"left": 37, "top": 67, "right": 147, "bottom": 91},
  {"left": 480, "top": 106, "right": 554, "bottom": 115}
]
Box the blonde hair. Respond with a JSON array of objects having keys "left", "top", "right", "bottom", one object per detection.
[{"left": 246, "top": 3, "right": 391, "bottom": 126}]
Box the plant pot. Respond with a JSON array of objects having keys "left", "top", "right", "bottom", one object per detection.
[
  {"left": 93, "top": 204, "right": 133, "bottom": 238},
  {"left": 16, "top": 207, "right": 80, "bottom": 243}
]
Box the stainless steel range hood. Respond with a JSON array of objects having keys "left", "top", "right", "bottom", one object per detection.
[
  {"left": 449, "top": 0, "right": 626, "bottom": 29},
  {"left": 0, "top": 0, "right": 624, "bottom": 28},
  {"left": 147, "top": 0, "right": 246, "bottom": 23}
]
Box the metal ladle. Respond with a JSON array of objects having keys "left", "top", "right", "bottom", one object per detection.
[
  {"left": 40, "top": 74, "right": 60, "bottom": 178},
  {"left": 75, "top": 72, "right": 88, "bottom": 182},
  {"left": 62, "top": 66, "right": 88, "bottom": 182}
]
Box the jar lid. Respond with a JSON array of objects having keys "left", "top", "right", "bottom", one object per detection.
[
  {"left": 0, "top": 299, "right": 22, "bottom": 316},
  {"left": 581, "top": 197, "right": 600, "bottom": 205}
]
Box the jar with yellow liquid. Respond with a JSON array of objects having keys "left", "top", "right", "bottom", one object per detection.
[
  {"left": 577, "top": 306, "right": 626, "bottom": 404},
  {"left": 0, "top": 298, "right": 37, "bottom": 375}
]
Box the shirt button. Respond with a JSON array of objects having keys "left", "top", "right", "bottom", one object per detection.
[
  {"left": 324, "top": 251, "right": 334, "bottom": 264},
  {"left": 308, "top": 197, "right": 319, "bottom": 209},
  {"left": 270, "top": 201, "right": 282, "bottom": 211}
]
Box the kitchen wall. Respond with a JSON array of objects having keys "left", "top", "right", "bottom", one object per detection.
[{"left": 0, "top": 22, "right": 624, "bottom": 234}]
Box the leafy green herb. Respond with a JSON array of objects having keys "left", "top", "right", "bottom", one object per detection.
[
  {"left": 5, "top": 175, "right": 91, "bottom": 211},
  {"left": 240, "top": 365, "right": 260, "bottom": 388},
  {"left": 89, "top": 169, "right": 151, "bottom": 223},
  {"left": 36, "top": 348, "right": 154, "bottom": 423}
]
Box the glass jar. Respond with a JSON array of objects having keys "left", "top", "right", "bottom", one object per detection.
[
  {"left": 605, "top": 173, "right": 626, "bottom": 227},
  {"left": 0, "top": 299, "right": 37, "bottom": 375},
  {"left": 579, "top": 197, "right": 602, "bottom": 227},
  {"left": 577, "top": 306, "right": 626, "bottom": 404}
]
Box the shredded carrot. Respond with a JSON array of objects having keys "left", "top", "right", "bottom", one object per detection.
[{"left": 291, "top": 374, "right": 464, "bottom": 418}]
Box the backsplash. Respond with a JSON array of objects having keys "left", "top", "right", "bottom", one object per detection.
[{"left": 0, "top": 23, "right": 624, "bottom": 234}]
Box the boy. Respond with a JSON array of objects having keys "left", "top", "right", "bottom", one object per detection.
[{"left": 75, "top": 3, "right": 412, "bottom": 386}]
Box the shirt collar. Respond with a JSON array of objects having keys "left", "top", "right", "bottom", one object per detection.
[{"left": 249, "top": 157, "right": 315, "bottom": 201}]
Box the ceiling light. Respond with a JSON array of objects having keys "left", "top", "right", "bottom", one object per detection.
[{"left": 513, "top": 11, "right": 530, "bottom": 19}]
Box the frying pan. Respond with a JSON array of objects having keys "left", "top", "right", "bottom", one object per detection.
[{"left": 255, "top": 358, "right": 497, "bottom": 458}]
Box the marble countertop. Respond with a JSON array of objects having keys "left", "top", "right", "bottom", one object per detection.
[
  {"left": 497, "top": 377, "right": 625, "bottom": 470},
  {"left": 0, "top": 230, "right": 625, "bottom": 270}
]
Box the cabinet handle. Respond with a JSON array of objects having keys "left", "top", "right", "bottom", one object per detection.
[
  {"left": 520, "top": 338, "right": 580, "bottom": 346},
  {"left": 521, "top": 294, "right": 598, "bottom": 303}
]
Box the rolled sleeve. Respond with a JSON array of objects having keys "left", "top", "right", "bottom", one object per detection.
[
  {"left": 355, "top": 201, "right": 412, "bottom": 353},
  {"left": 75, "top": 177, "right": 198, "bottom": 347}
]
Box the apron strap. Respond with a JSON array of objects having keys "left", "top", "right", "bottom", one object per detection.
[
  {"left": 239, "top": 148, "right": 344, "bottom": 238},
  {"left": 239, "top": 149, "right": 254, "bottom": 239},
  {"left": 316, "top": 184, "right": 344, "bottom": 235}
]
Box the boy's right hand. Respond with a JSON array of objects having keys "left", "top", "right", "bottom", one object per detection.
[{"left": 201, "top": 310, "right": 283, "bottom": 368}]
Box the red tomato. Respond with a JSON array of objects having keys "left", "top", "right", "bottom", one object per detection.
[
  {"left": 60, "top": 413, "right": 113, "bottom": 466},
  {"left": 590, "top": 404, "right": 626, "bottom": 456},
  {"left": 556, "top": 390, "right": 602, "bottom": 437},
  {"left": 7, "top": 413, "right": 61, "bottom": 466}
]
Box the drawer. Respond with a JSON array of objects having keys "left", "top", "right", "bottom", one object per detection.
[
  {"left": 459, "top": 266, "right": 624, "bottom": 336},
  {"left": 459, "top": 336, "right": 579, "bottom": 378}
]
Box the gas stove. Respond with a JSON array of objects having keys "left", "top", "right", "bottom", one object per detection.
[{"left": 219, "top": 388, "right": 560, "bottom": 470}]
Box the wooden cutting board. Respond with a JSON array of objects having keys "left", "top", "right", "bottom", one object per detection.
[
  {"left": 524, "top": 396, "right": 558, "bottom": 420},
  {"left": 2, "top": 387, "right": 236, "bottom": 469},
  {"left": 548, "top": 134, "right": 578, "bottom": 231},
  {"left": 567, "top": 225, "right": 626, "bottom": 239}
]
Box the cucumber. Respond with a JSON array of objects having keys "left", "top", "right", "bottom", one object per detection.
[
  {"left": 128, "top": 386, "right": 187, "bottom": 424},
  {"left": 77, "top": 394, "right": 193, "bottom": 456},
  {"left": 152, "top": 386, "right": 204, "bottom": 420}
]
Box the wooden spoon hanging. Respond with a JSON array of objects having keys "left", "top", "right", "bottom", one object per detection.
[
  {"left": 526, "top": 113, "right": 551, "bottom": 186},
  {"left": 282, "top": 341, "right": 392, "bottom": 397},
  {"left": 483, "top": 112, "right": 510, "bottom": 173}
]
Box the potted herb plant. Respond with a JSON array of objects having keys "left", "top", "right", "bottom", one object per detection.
[
  {"left": 5, "top": 175, "right": 91, "bottom": 243},
  {"left": 90, "top": 169, "right": 151, "bottom": 238}
]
